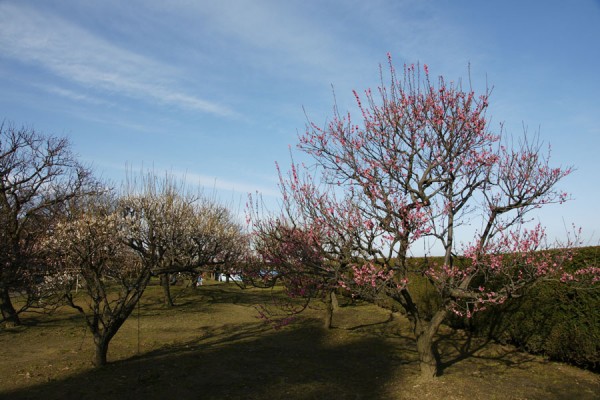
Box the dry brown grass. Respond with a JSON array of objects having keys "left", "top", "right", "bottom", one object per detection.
[{"left": 0, "top": 280, "right": 598, "bottom": 399}]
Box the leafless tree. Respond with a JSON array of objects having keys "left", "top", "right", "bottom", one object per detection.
[{"left": 0, "top": 123, "right": 98, "bottom": 326}]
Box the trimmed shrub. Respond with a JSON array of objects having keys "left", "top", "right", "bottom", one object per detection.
[{"left": 469, "top": 246, "right": 600, "bottom": 370}]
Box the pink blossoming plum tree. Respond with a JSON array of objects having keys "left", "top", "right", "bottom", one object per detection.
[
  {"left": 249, "top": 209, "right": 348, "bottom": 329},
  {"left": 254, "top": 56, "right": 597, "bottom": 379},
  {"left": 248, "top": 161, "right": 378, "bottom": 328}
]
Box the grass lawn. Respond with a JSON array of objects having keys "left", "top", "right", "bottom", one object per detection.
[{"left": 0, "top": 280, "right": 598, "bottom": 399}]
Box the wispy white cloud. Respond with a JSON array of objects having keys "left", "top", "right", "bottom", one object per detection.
[
  {"left": 194, "top": 2, "right": 342, "bottom": 69},
  {"left": 96, "top": 161, "right": 281, "bottom": 199},
  {"left": 179, "top": 171, "right": 281, "bottom": 199},
  {"left": 152, "top": 0, "right": 481, "bottom": 104},
  {"left": 344, "top": 0, "right": 482, "bottom": 76},
  {"left": 35, "top": 84, "right": 115, "bottom": 107},
  {"left": 148, "top": 0, "right": 373, "bottom": 85},
  {"left": 0, "top": 2, "right": 234, "bottom": 117}
]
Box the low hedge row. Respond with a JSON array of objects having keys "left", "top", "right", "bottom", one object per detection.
[
  {"left": 355, "top": 248, "right": 599, "bottom": 370},
  {"left": 464, "top": 246, "right": 600, "bottom": 370},
  {"left": 469, "top": 279, "right": 600, "bottom": 369}
]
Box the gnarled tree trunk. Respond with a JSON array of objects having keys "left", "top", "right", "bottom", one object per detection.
[
  {"left": 91, "top": 320, "right": 124, "bottom": 367},
  {"left": 414, "top": 309, "right": 447, "bottom": 380}
]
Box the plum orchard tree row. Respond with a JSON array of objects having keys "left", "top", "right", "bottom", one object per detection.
[
  {"left": 0, "top": 124, "right": 246, "bottom": 366},
  {"left": 248, "top": 56, "right": 600, "bottom": 380}
]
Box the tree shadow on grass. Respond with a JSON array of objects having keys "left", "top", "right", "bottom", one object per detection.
[
  {"left": 338, "top": 307, "right": 542, "bottom": 379},
  {"left": 191, "top": 285, "right": 292, "bottom": 307},
  {"left": 142, "top": 284, "right": 291, "bottom": 313},
  {"left": 2, "top": 319, "right": 399, "bottom": 400},
  {"left": 435, "top": 327, "right": 538, "bottom": 377},
  {"left": 433, "top": 294, "right": 560, "bottom": 377}
]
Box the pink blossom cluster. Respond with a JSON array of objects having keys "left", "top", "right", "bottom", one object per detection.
[
  {"left": 347, "top": 262, "right": 395, "bottom": 288},
  {"left": 422, "top": 223, "right": 589, "bottom": 316},
  {"left": 561, "top": 267, "right": 600, "bottom": 284}
]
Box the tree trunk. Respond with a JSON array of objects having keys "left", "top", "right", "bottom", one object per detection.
[
  {"left": 414, "top": 309, "right": 447, "bottom": 380},
  {"left": 323, "top": 290, "right": 334, "bottom": 329},
  {"left": 416, "top": 329, "right": 439, "bottom": 379},
  {"left": 93, "top": 334, "right": 110, "bottom": 367},
  {"left": 0, "top": 285, "right": 20, "bottom": 327},
  {"left": 160, "top": 274, "right": 174, "bottom": 307},
  {"left": 331, "top": 290, "right": 339, "bottom": 311}
]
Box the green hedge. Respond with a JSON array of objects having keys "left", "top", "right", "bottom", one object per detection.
[
  {"left": 367, "top": 249, "right": 599, "bottom": 370},
  {"left": 467, "top": 246, "right": 600, "bottom": 370}
]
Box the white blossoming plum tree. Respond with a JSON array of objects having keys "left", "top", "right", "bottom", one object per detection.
[
  {"left": 121, "top": 172, "right": 245, "bottom": 307},
  {"left": 43, "top": 192, "right": 146, "bottom": 367},
  {"left": 44, "top": 174, "right": 248, "bottom": 366}
]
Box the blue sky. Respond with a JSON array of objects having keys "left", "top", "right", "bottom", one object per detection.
[{"left": 1, "top": 0, "right": 599, "bottom": 248}]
